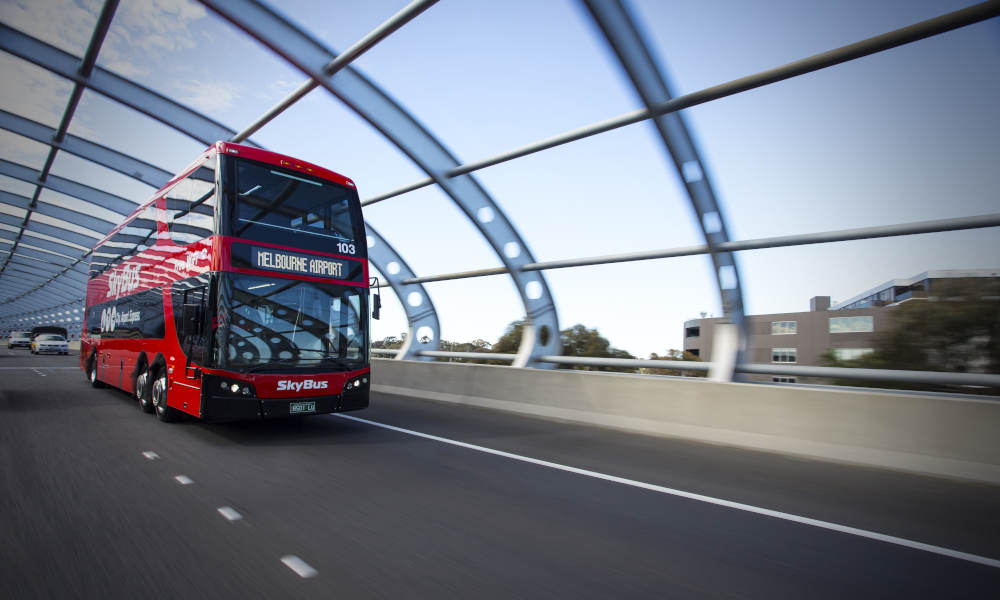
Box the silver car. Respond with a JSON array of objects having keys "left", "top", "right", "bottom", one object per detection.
[{"left": 31, "top": 334, "right": 69, "bottom": 355}]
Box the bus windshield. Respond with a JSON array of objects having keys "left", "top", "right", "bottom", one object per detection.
[
  {"left": 221, "top": 273, "right": 367, "bottom": 371},
  {"left": 230, "top": 158, "right": 360, "bottom": 254}
]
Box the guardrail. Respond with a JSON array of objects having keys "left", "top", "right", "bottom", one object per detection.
[
  {"left": 370, "top": 348, "right": 1000, "bottom": 388},
  {"left": 371, "top": 358, "right": 1000, "bottom": 484}
]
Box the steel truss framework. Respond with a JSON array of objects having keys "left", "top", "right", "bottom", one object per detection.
[{"left": 1, "top": 0, "right": 998, "bottom": 385}]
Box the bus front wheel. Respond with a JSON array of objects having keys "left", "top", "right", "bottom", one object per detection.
[
  {"left": 151, "top": 373, "right": 179, "bottom": 422},
  {"left": 88, "top": 356, "right": 104, "bottom": 388}
]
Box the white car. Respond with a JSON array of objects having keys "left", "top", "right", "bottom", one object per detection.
[
  {"left": 8, "top": 331, "right": 31, "bottom": 349},
  {"left": 31, "top": 334, "right": 70, "bottom": 355}
]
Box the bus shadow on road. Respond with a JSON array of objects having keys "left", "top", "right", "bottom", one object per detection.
[{"left": 194, "top": 412, "right": 380, "bottom": 447}]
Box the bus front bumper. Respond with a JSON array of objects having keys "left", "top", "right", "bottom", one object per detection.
[{"left": 201, "top": 391, "right": 368, "bottom": 422}]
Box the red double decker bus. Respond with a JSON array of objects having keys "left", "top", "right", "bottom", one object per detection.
[{"left": 81, "top": 142, "right": 373, "bottom": 422}]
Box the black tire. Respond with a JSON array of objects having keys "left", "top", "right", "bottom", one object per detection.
[
  {"left": 151, "top": 371, "right": 179, "bottom": 422},
  {"left": 135, "top": 366, "right": 154, "bottom": 414},
  {"left": 88, "top": 355, "right": 105, "bottom": 388}
]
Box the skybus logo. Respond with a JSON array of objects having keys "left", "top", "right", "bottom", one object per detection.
[
  {"left": 106, "top": 264, "right": 141, "bottom": 299},
  {"left": 276, "top": 380, "right": 329, "bottom": 392}
]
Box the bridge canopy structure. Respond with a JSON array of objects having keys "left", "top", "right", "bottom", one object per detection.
[{"left": 1, "top": 0, "right": 997, "bottom": 384}]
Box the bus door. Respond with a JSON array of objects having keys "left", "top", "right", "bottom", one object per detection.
[{"left": 174, "top": 285, "right": 208, "bottom": 413}]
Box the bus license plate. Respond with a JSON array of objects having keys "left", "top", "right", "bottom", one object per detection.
[{"left": 289, "top": 401, "right": 316, "bottom": 414}]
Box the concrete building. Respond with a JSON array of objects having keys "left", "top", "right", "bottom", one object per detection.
[{"left": 683, "top": 269, "right": 1000, "bottom": 383}]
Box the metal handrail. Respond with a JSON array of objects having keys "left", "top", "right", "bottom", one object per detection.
[{"left": 370, "top": 349, "right": 1000, "bottom": 388}]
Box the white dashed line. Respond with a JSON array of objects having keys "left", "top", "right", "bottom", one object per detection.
[
  {"left": 335, "top": 414, "right": 1000, "bottom": 570},
  {"left": 174, "top": 475, "right": 194, "bottom": 485},
  {"left": 32, "top": 368, "right": 46, "bottom": 377},
  {"left": 142, "top": 451, "right": 160, "bottom": 460},
  {"left": 280, "top": 555, "right": 318, "bottom": 578},
  {"left": 217, "top": 506, "right": 243, "bottom": 521}
]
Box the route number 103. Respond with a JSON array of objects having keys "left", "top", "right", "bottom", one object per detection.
[{"left": 337, "top": 242, "right": 356, "bottom": 255}]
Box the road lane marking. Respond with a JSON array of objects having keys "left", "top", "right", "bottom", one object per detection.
[
  {"left": 280, "top": 555, "right": 318, "bottom": 578},
  {"left": 335, "top": 414, "right": 1000, "bottom": 569},
  {"left": 0, "top": 366, "right": 77, "bottom": 370},
  {"left": 217, "top": 507, "right": 243, "bottom": 521},
  {"left": 31, "top": 368, "right": 46, "bottom": 377},
  {"left": 174, "top": 475, "right": 194, "bottom": 485},
  {"left": 142, "top": 451, "right": 160, "bottom": 460}
]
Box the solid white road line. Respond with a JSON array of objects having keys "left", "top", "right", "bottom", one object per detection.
[
  {"left": 217, "top": 506, "right": 243, "bottom": 521},
  {"left": 0, "top": 366, "right": 78, "bottom": 370},
  {"left": 142, "top": 451, "right": 160, "bottom": 460},
  {"left": 280, "top": 555, "right": 318, "bottom": 578},
  {"left": 335, "top": 414, "right": 1000, "bottom": 569},
  {"left": 174, "top": 475, "right": 194, "bottom": 485}
]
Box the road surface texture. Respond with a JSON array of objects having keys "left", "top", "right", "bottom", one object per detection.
[{"left": 2, "top": 350, "right": 998, "bottom": 598}]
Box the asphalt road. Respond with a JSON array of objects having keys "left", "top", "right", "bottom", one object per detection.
[{"left": 2, "top": 349, "right": 998, "bottom": 599}]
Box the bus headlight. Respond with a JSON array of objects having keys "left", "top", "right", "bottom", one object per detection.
[{"left": 230, "top": 383, "right": 240, "bottom": 393}]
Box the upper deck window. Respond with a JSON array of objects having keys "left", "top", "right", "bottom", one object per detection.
[
  {"left": 230, "top": 158, "right": 359, "bottom": 254},
  {"left": 166, "top": 162, "right": 216, "bottom": 246}
]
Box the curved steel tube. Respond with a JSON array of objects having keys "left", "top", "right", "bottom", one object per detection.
[
  {"left": 200, "top": 0, "right": 562, "bottom": 367},
  {"left": 583, "top": 0, "right": 748, "bottom": 380},
  {"left": 365, "top": 225, "right": 440, "bottom": 359}
]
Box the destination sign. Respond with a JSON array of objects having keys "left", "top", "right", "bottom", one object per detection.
[{"left": 231, "top": 243, "right": 363, "bottom": 283}]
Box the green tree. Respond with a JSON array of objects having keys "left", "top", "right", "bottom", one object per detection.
[
  {"left": 492, "top": 319, "right": 527, "bottom": 355},
  {"left": 643, "top": 349, "right": 706, "bottom": 377},
  {"left": 372, "top": 334, "right": 404, "bottom": 349},
  {"left": 823, "top": 279, "right": 1000, "bottom": 393},
  {"left": 492, "top": 320, "right": 636, "bottom": 372}
]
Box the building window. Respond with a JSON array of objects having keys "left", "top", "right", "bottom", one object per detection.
[
  {"left": 771, "top": 321, "right": 797, "bottom": 335},
  {"left": 772, "top": 377, "right": 797, "bottom": 384},
  {"left": 829, "top": 316, "right": 873, "bottom": 333},
  {"left": 685, "top": 326, "right": 700, "bottom": 338},
  {"left": 831, "top": 348, "right": 874, "bottom": 361},
  {"left": 772, "top": 348, "right": 797, "bottom": 363}
]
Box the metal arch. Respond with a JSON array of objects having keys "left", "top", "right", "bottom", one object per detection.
[
  {"left": 2, "top": 280, "right": 79, "bottom": 304},
  {"left": 6, "top": 232, "right": 88, "bottom": 258},
  {"left": 582, "top": 0, "right": 747, "bottom": 380},
  {"left": 0, "top": 24, "right": 244, "bottom": 147},
  {"left": 1, "top": 285, "right": 77, "bottom": 304},
  {"left": 3, "top": 261, "right": 86, "bottom": 280},
  {"left": 23, "top": 220, "right": 101, "bottom": 248},
  {"left": 365, "top": 224, "right": 440, "bottom": 360},
  {"left": 201, "top": 0, "right": 562, "bottom": 368},
  {"left": 0, "top": 1, "right": 119, "bottom": 279},
  {"left": 0, "top": 159, "right": 138, "bottom": 216},
  {"left": 6, "top": 257, "right": 71, "bottom": 277},
  {"left": 0, "top": 111, "right": 173, "bottom": 189},
  {"left": 2, "top": 277, "right": 81, "bottom": 298},
  {"left": 9, "top": 247, "right": 77, "bottom": 266}
]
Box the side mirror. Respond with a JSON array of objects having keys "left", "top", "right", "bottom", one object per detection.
[{"left": 370, "top": 277, "right": 381, "bottom": 320}]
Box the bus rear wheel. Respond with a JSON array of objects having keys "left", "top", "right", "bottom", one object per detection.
[
  {"left": 151, "top": 373, "right": 179, "bottom": 422},
  {"left": 135, "top": 368, "right": 154, "bottom": 414}
]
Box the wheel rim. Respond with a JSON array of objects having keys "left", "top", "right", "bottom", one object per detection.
[
  {"left": 90, "top": 365, "right": 96, "bottom": 383},
  {"left": 136, "top": 371, "right": 148, "bottom": 401},
  {"left": 151, "top": 376, "right": 166, "bottom": 413}
]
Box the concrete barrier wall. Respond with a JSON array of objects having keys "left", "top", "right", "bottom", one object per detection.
[{"left": 372, "top": 359, "right": 1000, "bottom": 484}]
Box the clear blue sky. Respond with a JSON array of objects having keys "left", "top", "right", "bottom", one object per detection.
[{"left": 1, "top": 0, "right": 998, "bottom": 357}]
